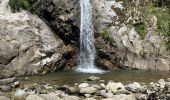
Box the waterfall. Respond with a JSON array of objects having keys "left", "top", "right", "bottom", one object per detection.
[{"left": 76, "top": 0, "right": 104, "bottom": 73}]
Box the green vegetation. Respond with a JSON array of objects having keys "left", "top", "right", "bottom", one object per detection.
[
  {"left": 165, "top": 23, "right": 170, "bottom": 49},
  {"left": 9, "top": 0, "right": 38, "bottom": 14},
  {"left": 144, "top": 2, "right": 170, "bottom": 35},
  {"left": 134, "top": 23, "right": 147, "bottom": 40},
  {"left": 100, "top": 29, "right": 116, "bottom": 47},
  {"left": 143, "top": 1, "right": 170, "bottom": 49}
]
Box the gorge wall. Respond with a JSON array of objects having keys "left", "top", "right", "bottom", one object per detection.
[{"left": 0, "top": 0, "right": 170, "bottom": 78}]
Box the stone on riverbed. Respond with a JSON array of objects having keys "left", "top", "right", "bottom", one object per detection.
[
  {"left": 101, "top": 94, "right": 137, "bottom": 100},
  {"left": 88, "top": 76, "right": 100, "bottom": 81},
  {"left": 105, "top": 82, "right": 125, "bottom": 93},
  {"left": 0, "top": 77, "right": 16, "bottom": 85},
  {"left": 63, "top": 96, "right": 80, "bottom": 100},
  {"left": 158, "top": 79, "right": 166, "bottom": 88},
  {"left": 0, "top": 85, "right": 12, "bottom": 92},
  {"left": 0, "top": 96, "right": 10, "bottom": 100},
  {"left": 79, "top": 87, "right": 98, "bottom": 94},
  {"left": 40, "top": 93, "right": 61, "bottom": 100},
  {"left": 26, "top": 95, "right": 45, "bottom": 100},
  {"left": 84, "top": 98, "right": 96, "bottom": 100},
  {"left": 78, "top": 83, "right": 89, "bottom": 88},
  {"left": 126, "top": 82, "right": 145, "bottom": 93},
  {"left": 100, "top": 83, "right": 106, "bottom": 89}
]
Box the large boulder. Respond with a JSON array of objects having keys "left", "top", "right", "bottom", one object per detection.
[{"left": 0, "top": 0, "right": 68, "bottom": 78}]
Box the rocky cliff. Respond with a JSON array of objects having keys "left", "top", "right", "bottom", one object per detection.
[
  {"left": 0, "top": 0, "right": 76, "bottom": 78},
  {"left": 93, "top": 0, "right": 170, "bottom": 71}
]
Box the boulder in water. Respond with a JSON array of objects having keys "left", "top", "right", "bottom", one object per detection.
[
  {"left": 88, "top": 76, "right": 100, "bottom": 81},
  {"left": 126, "top": 82, "right": 145, "bottom": 93},
  {"left": 0, "top": 96, "right": 10, "bottom": 100},
  {"left": 26, "top": 95, "right": 45, "bottom": 100},
  {"left": 0, "top": 85, "right": 12, "bottom": 92},
  {"left": 0, "top": 77, "right": 16, "bottom": 85},
  {"left": 78, "top": 83, "right": 89, "bottom": 88},
  {"left": 79, "top": 87, "right": 98, "bottom": 94},
  {"left": 105, "top": 82, "right": 125, "bottom": 93}
]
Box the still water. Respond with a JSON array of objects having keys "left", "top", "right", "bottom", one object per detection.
[{"left": 18, "top": 70, "right": 170, "bottom": 86}]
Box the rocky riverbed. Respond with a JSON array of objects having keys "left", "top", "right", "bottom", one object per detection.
[{"left": 0, "top": 75, "right": 170, "bottom": 100}]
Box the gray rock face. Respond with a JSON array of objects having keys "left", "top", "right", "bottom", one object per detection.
[
  {"left": 0, "top": 0, "right": 67, "bottom": 78},
  {"left": 93, "top": 0, "right": 170, "bottom": 71}
]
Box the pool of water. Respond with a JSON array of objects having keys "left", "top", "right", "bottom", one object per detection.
[{"left": 18, "top": 70, "right": 170, "bottom": 86}]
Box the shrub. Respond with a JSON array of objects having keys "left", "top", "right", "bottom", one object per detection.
[
  {"left": 100, "top": 29, "right": 116, "bottom": 47},
  {"left": 9, "top": 0, "right": 38, "bottom": 14}
]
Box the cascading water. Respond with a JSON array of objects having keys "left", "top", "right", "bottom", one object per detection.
[{"left": 76, "top": 0, "right": 104, "bottom": 73}]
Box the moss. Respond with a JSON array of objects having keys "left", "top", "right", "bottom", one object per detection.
[
  {"left": 144, "top": 2, "right": 170, "bottom": 35},
  {"left": 9, "top": 0, "right": 38, "bottom": 14},
  {"left": 99, "top": 29, "right": 116, "bottom": 47}
]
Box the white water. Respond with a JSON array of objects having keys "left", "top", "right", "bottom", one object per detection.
[{"left": 76, "top": 0, "right": 104, "bottom": 73}]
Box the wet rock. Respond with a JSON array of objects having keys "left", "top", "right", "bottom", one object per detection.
[
  {"left": 167, "top": 78, "right": 170, "bottom": 82},
  {"left": 88, "top": 76, "right": 100, "bottom": 81},
  {"left": 134, "top": 93, "right": 148, "bottom": 100},
  {"left": 43, "top": 84, "right": 53, "bottom": 90},
  {"left": 114, "top": 90, "right": 131, "bottom": 95},
  {"left": 14, "top": 81, "right": 20, "bottom": 88},
  {"left": 54, "top": 90, "right": 66, "bottom": 97},
  {"left": 61, "top": 85, "right": 77, "bottom": 94},
  {"left": 126, "top": 82, "right": 145, "bottom": 93},
  {"left": 39, "top": 89, "right": 48, "bottom": 94},
  {"left": 63, "top": 96, "right": 80, "bottom": 100},
  {"left": 91, "top": 84, "right": 102, "bottom": 90},
  {"left": 78, "top": 83, "right": 89, "bottom": 88},
  {"left": 0, "top": 91, "right": 2, "bottom": 96},
  {"left": 99, "top": 80, "right": 105, "bottom": 83},
  {"left": 96, "top": 59, "right": 115, "bottom": 70},
  {"left": 84, "top": 98, "right": 96, "bottom": 100},
  {"left": 158, "top": 79, "right": 166, "bottom": 88},
  {"left": 165, "top": 82, "right": 170, "bottom": 88},
  {"left": 105, "top": 82, "right": 125, "bottom": 93},
  {"left": 84, "top": 94, "right": 91, "bottom": 98},
  {"left": 97, "top": 90, "right": 114, "bottom": 98},
  {"left": 26, "top": 95, "right": 45, "bottom": 100},
  {"left": 40, "top": 93, "right": 61, "bottom": 100},
  {"left": 79, "top": 87, "right": 98, "bottom": 94},
  {"left": 0, "top": 77, "right": 16, "bottom": 85},
  {"left": 0, "top": 85, "right": 12, "bottom": 92},
  {"left": 0, "top": 96, "right": 10, "bottom": 100},
  {"left": 24, "top": 77, "right": 30, "bottom": 81},
  {"left": 67, "top": 86, "right": 78, "bottom": 94},
  {"left": 14, "top": 89, "right": 26, "bottom": 96},
  {"left": 102, "top": 94, "right": 137, "bottom": 100},
  {"left": 100, "top": 83, "right": 106, "bottom": 89}
]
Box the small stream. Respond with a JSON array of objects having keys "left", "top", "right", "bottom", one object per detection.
[{"left": 18, "top": 70, "right": 170, "bottom": 86}]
